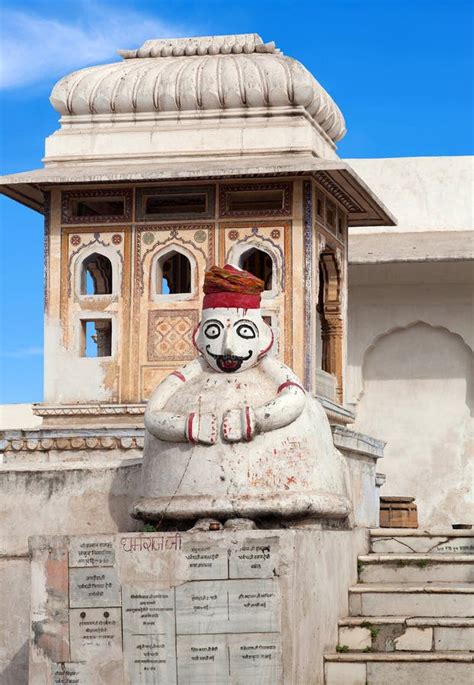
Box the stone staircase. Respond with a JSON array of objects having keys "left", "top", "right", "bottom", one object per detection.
[{"left": 324, "top": 528, "right": 474, "bottom": 684}]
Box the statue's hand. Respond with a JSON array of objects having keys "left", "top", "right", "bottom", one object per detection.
[
  {"left": 186, "top": 412, "right": 218, "bottom": 445},
  {"left": 222, "top": 407, "right": 255, "bottom": 443}
]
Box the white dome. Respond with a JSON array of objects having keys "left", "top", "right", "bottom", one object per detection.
[{"left": 50, "top": 34, "right": 346, "bottom": 143}]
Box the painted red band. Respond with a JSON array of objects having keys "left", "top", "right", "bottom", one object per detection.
[
  {"left": 245, "top": 406, "right": 252, "bottom": 441},
  {"left": 203, "top": 292, "right": 261, "bottom": 310},
  {"left": 277, "top": 381, "right": 304, "bottom": 394},
  {"left": 172, "top": 371, "right": 186, "bottom": 383},
  {"left": 187, "top": 412, "right": 196, "bottom": 443}
]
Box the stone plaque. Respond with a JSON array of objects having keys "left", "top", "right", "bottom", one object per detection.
[
  {"left": 176, "top": 579, "right": 279, "bottom": 635},
  {"left": 122, "top": 588, "right": 177, "bottom": 684},
  {"left": 32, "top": 532, "right": 287, "bottom": 684},
  {"left": 229, "top": 537, "right": 279, "bottom": 579},
  {"left": 69, "top": 536, "right": 115, "bottom": 567},
  {"left": 69, "top": 567, "right": 121, "bottom": 608},
  {"left": 176, "top": 633, "right": 282, "bottom": 684},
  {"left": 182, "top": 539, "right": 228, "bottom": 580},
  {"left": 122, "top": 587, "right": 175, "bottom": 634},
  {"left": 52, "top": 663, "right": 84, "bottom": 685},
  {"left": 229, "top": 633, "right": 282, "bottom": 684},
  {"left": 52, "top": 659, "right": 124, "bottom": 684},
  {"left": 126, "top": 633, "right": 177, "bottom": 685},
  {"left": 177, "top": 634, "right": 228, "bottom": 684},
  {"left": 69, "top": 607, "right": 122, "bottom": 660}
]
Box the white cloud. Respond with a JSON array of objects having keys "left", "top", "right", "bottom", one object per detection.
[
  {"left": 0, "top": 3, "right": 189, "bottom": 90},
  {"left": 0, "top": 346, "right": 43, "bottom": 358}
]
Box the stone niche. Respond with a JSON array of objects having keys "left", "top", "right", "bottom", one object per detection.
[{"left": 29, "top": 527, "right": 366, "bottom": 685}]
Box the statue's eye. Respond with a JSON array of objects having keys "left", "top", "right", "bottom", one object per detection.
[
  {"left": 236, "top": 323, "right": 257, "bottom": 339},
  {"left": 204, "top": 323, "right": 222, "bottom": 339}
]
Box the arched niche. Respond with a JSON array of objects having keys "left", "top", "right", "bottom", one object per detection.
[
  {"left": 80, "top": 252, "right": 113, "bottom": 295},
  {"left": 229, "top": 242, "right": 280, "bottom": 298},
  {"left": 239, "top": 247, "right": 273, "bottom": 291},
  {"left": 355, "top": 322, "right": 473, "bottom": 527},
  {"left": 151, "top": 245, "right": 197, "bottom": 300}
]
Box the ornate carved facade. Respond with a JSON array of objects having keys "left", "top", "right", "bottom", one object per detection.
[{"left": 42, "top": 177, "right": 351, "bottom": 407}]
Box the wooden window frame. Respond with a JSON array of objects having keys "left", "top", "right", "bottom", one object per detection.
[{"left": 136, "top": 185, "right": 215, "bottom": 221}]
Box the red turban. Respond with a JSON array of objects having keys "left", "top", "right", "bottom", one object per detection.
[{"left": 203, "top": 264, "right": 264, "bottom": 309}]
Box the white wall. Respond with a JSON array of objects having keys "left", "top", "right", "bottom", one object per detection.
[
  {"left": 347, "top": 156, "right": 473, "bottom": 234},
  {"left": 348, "top": 261, "right": 473, "bottom": 528},
  {"left": 0, "top": 404, "right": 42, "bottom": 430}
]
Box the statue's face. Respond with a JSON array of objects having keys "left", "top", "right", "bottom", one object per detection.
[{"left": 195, "top": 308, "right": 273, "bottom": 373}]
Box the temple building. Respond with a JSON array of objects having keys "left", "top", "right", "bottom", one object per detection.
[{"left": 0, "top": 34, "right": 472, "bottom": 685}]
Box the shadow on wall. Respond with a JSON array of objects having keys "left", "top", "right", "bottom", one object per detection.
[
  {"left": 108, "top": 461, "right": 143, "bottom": 533},
  {"left": 0, "top": 640, "right": 28, "bottom": 685},
  {"left": 354, "top": 322, "right": 473, "bottom": 528}
]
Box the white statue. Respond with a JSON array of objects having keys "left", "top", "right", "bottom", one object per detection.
[{"left": 132, "top": 265, "right": 350, "bottom": 522}]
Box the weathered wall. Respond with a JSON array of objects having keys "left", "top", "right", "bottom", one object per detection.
[
  {"left": 347, "top": 261, "right": 473, "bottom": 528},
  {"left": 28, "top": 527, "right": 368, "bottom": 685},
  {"left": 0, "top": 430, "right": 379, "bottom": 684},
  {"left": 0, "top": 459, "right": 141, "bottom": 685}
]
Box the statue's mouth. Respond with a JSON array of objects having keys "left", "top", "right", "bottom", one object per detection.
[{"left": 206, "top": 346, "right": 253, "bottom": 373}]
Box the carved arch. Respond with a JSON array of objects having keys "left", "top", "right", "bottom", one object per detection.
[
  {"left": 81, "top": 252, "right": 113, "bottom": 295},
  {"left": 150, "top": 244, "right": 197, "bottom": 299},
  {"left": 355, "top": 320, "right": 474, "bottom": 406},
  {"left": 239, "top": 246, "right": 273, "bottom": 290},
  {"left": 74, "top": 245, "right": 121, "bottom": 298},
  {"left": 228, "top": 241, "right": 281, "bottom": 298}
]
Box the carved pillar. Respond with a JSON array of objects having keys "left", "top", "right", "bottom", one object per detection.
[
  {"left": 95, "top": 321, "right": 112, "bottom": 357},
  {"left": 321, "top": 312, "right": 344, "bottom": 404},
  {"left": 318, "top": 251, "right": 344, "bottom": 404}
]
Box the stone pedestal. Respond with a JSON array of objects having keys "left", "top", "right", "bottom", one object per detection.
[{"left": 29, "top": 525, "right": 366, "bottom": 684}]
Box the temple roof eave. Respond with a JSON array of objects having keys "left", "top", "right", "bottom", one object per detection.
[{"left": 0, "top": 157, "right": 396, "bottom": 227}]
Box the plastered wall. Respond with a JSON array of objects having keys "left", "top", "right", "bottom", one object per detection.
[{"left": 348, "top": 261, "right": 473, "bottom": 527}]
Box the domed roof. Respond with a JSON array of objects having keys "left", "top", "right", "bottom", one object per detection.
[{"left": 50, "top": 34, "right": 346, "bottom": 143}]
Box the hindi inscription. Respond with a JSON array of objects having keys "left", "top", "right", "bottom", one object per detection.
[
  {"left": 69, "top": 536, "right": 115, "bottom": 568},
  {"left": 69, "top": 607, "right": 122, "bottom": 660},
  {"left": 176, "top": 578, "right": 280, "bottom": 634},
  {"left": 34, "top": 532, "right": 285, "bottom": 685},
  {"left": 69, "top": 567, "right": 121, "bottom": 608}
]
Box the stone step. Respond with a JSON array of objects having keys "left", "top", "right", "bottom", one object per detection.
[
  {"left": 349, "top": 583, "right": 474, "bottom": 618},
  {"left": 324, "top": 652, "right": 474, "bottom": 685},
  {"left": 358, "top": 554, "right": 474, "bottom": 583},
  {"left": 338, "top": 616, "right": 474, "bottom": 652},
  {"left": 369, "top": 529, "right": 474, "bottom": 555}
]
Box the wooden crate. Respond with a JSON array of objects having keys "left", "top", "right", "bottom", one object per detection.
[{"left": 380, "top": 496, "right": 418, "bottom": 528}]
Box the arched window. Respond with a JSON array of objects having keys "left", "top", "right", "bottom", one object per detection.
[
  {"left": 157, "top": 250, "right": 192, "bottom": 295},
  {"left": 81, "top": 253, "right": 113, "bottom": 295},
  {"left": 239, "top": 248, "right": 273, "bottom": 291}
]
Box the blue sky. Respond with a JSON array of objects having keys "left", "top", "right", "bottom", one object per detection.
[{"left": 0, "top": 0, "right": 472, "bottom": 404}]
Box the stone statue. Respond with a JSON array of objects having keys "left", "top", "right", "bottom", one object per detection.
[{"left": 132, "top": 265, "right": 350, "bottom": 522}]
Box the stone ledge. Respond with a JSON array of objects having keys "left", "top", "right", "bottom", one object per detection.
[
  {"left": 0, "top": 458, "right": 141, "bottom": 473},
  {"left": 332, "top": 426, "right": 385, "bottom": 459},
  {"left": 0, "top": 427, "right": 145, "bottom": 454},
  {"left": 350, "top": 582, "right": 474, "bottom": 594},
  {"left": 370, "top": 528, "right": 474, "bottom": 537},
  {"left": 325, "top": 651, "right": 474, "bottom": 662},
  {"left": 339, "top": 617, "right": 474, "bottom": 627},
  {"left": 33, "top": 403, "right": 146, "bottom": 417},
  {"left": 359, "top": 554, "right": 474, "bottom": 563},
  {"left": 318, "top": 397, "right": 356, "bottom": 425}
]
